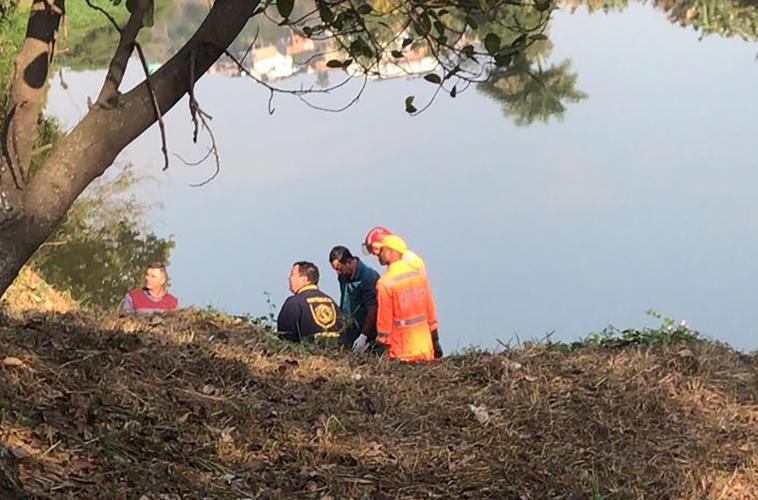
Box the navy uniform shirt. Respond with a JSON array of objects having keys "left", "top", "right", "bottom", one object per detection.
[
  {"left": 338, "top": 259, "right": 380, "bottom": 346},
  {"left": 277, "top": 284, "right": 342, "bottom": 342}
]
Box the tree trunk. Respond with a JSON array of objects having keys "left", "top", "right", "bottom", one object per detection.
[
  {"left": 1, "top": 0, "right": 63, "bottom": 226},
  {"left": 0, "top": 0, "right": 258, "bottom": 294}
]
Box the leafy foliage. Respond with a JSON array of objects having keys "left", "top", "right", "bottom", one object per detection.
[
  {"left": 564, "top": 0, "right": 758, "bottom": 40},
  {"left": 57, "top": 0, "right": 173, "bottom": 71},
  {"left": 549, "top": 310, "right": 707, "bottom": 352},
  {"left": 479, "top": 59, "right": 588, "bottom": 126}
]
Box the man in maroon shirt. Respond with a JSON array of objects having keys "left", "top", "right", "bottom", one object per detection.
[{"left": 122, "top": 263, "right": 179, "bottom": 313}]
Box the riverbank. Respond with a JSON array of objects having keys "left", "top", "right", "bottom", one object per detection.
[{"left": 0, "top": 309, "right": 756, "bottom": 499}]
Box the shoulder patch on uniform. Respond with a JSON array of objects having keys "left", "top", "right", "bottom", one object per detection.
[{"left": 310, "top": 302, "right": 337, "bottom": 329}]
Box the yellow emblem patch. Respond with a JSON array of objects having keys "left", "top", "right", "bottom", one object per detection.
[{"left": 310, "top": 303, "right": 337, "bottom": 330}]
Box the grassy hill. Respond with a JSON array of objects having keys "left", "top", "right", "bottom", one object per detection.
[{"left": 0, "top": 310, "right": 756, "bottom": 499}]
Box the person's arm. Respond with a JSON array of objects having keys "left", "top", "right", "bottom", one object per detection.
[
  {"left": 375, "top": 282, "right": 392, "bottom": 349},
  {"left": 122, "top": 293, "right": 134, "bottom": 313},
  {"left": 359, "top": 273, "right": 379, "bottom": 342},
  {"left": 276, "top": 297, "right": 301, "bottom": 342},
  {"left": 425, "top": 280, "right": 443, "bottom": 358},
  {"left": 362, "top": 306, "right": 378, "bottom": 340}
]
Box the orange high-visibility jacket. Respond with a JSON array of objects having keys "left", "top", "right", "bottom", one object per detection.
[
  {"left": 403, "top": 250, "right": 426, "bottom": 277},
  {"left": 376, "top": 260, "right": 438, "bottom": 362}
]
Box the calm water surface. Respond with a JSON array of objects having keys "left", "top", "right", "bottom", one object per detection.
[{"left": 47, "top": 3, "right": 758, "bottom": 351}]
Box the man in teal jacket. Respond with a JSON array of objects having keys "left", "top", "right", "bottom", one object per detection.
[{"left": 329, "top": 246, "right": 380, "bottom": 352}]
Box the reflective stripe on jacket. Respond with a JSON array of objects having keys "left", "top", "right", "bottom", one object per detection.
[{"left": 376, "top": 260, "right": 437, "bottom": 362}]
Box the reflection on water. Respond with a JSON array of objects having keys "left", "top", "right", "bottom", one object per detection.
[{"left": 46, "top": 0, "right": 758, "bottom": 351}]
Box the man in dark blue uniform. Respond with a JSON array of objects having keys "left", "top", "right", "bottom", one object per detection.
[
  {"left": 329, "top": 246, "right": 380, "bottom": 352},
  {"left": 277, "top": 261, "right": 342, "bottom": 343}
]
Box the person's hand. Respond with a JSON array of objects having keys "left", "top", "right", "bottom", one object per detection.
[
  {"left": 352, "top": 334, "right": 369, "bottom": 353},
  {"left": 432, "top": 330, "right": 443, "bottom": 359}
]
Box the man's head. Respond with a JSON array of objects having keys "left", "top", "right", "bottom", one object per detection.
[
  {"left": 373, "top": 235, "right": 406, "bottom": 266},
  {"left": 144, "top": 263, "right": 168, "bottom": 294},
  {"left": 289, "top": 261, "right": 320, "bottom": 293},
  {"left": 362, "top": 226, "right": 393, "bottom": 256},
  {"left": 329, "top": 246, "right": 357, "bottom": 277}
]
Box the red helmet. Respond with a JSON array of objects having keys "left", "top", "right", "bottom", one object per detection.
[{"left": 362, "top": 226, "right": 393, "bottom": 255}]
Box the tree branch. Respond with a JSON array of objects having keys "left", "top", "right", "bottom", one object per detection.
[
  {"left": 83, "top": 0, "right": 123, "bottom": 35},
  {"left": 95, "top": 0, "right": 148, "bottom": 107},
  {"left": 134, "top": 41, "right": 169, "bottom": 170}
]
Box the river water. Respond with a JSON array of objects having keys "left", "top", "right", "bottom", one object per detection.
[{"left": 46, "top": 2, "right": 758, "bottom": 351}]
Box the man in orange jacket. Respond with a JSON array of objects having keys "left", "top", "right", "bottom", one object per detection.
[{"left": 373, "top": 235, "right": 441, "bottom": 362}]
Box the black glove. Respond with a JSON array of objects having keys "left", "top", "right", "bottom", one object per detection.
[{"left": 431, "top": 330, "right": 443, "bottom": 359}]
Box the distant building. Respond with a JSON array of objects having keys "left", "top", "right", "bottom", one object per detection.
[{"left": 252, "top": 45, "right": 295, "bottom": 81}]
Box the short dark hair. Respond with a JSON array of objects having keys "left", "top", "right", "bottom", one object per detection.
[
  {"left": 146, "top": 262, "right": 168, "bottom": 280},
  {"left": 293, "top": 261, "right": 319, "bottom": 285},
  {"left": 329, "top": 246, "right": 353, "bottom": 264}
]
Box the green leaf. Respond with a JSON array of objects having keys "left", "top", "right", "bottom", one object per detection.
[
  {"left": 461, "top": 44, "right": 475, "bottom": 58},
  {"left": 325, "top": 59, "right": 354, "bottom": 69},
  {"left": 465, "top": 16, "right": 478, "bottom": 30},
  {"left": 483, "top": 33, "right": 501, "bottom": 55},
  {"left": 510, "top": 33, "right": 527, "bottom": 48},
  {"left": 434, "top": 20, "right": 445, "bottom": 36},
  {"left": 405, "top": 95, "right": 417, "bottom": 114},
  {"left": 391, "top": 50, "right": 403, "bottom": 58},
  {"left": 423, "top": 73, "right": 441, "bottom": 84},
  {"left": 356, "top": 4, "right": 373, "bottom": 15},
  {"left": 450, "top": 85, "right": 457, "bottom": 98},
  {"left": 402, "top": 38, "right": 414, "bottom": 48},
  {"left": 318, "top": 3, "right": 334, "bottom": 22},
  {"left": 277, "top": 0, "right": 294, "bottom": 20},
  {"left": 332, "top": 13, "right": 344, "bottom": 30},
  {"left": 494, "top": 53, "right": 512, "bottom": 67},
  {"left": 350, "top": 38, "right": 373, "bottom": 59},
  {"left": 414, "top": 13, "right": 431, "bottom": 37},
  {"left": 530, "top": 33, "right": 548, "bottom": 41}
]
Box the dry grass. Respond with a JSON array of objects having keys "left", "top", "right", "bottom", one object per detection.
[
  {"left": 0, "top": 309, "right": 756, "bottom": 499},
  {"left": 1, "top": 268, "right": 77, "bottom": 315}
]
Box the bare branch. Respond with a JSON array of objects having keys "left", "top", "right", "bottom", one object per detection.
[
  {"left": 296, "top": 76, "right": 368, "bottom": 113},
  {"left": 31, "top": 144, "right": 53, "bottom": 158},
  {"left": 187, "top": 113, "right": 220, "bottom": 188},
  {"left": 95, "top": 0, "right": 148, "bottom": 107},
  {"left": 134, "top": 42, "right": 170, "bottom": 171},
  {"left": 83, "top": 0, "right": 122, "bottom": 34},
  {"left": 188, "top": 48, "right": 201, "bottom": 143},
  {"left": 221, "top": 48, "right": 358, "bottom": 112},
  {"left": 173, "top": 148, "right": 214, "bottom": 167}
]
